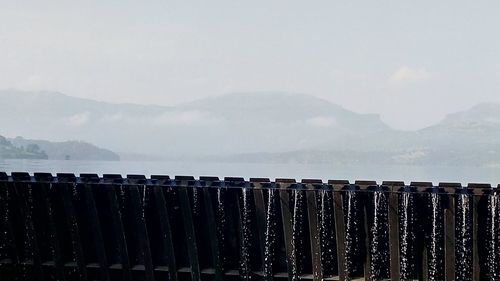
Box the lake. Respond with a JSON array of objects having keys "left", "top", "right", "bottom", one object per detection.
[{"left": 1, "top": 159, "right": 499, "bottom": 185}]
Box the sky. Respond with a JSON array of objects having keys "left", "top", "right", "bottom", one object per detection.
[{"left": 1, "top": 1, "right": 500, "bottom": 130}]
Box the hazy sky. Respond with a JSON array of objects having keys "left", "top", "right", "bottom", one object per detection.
[{"left": 1, "top": 1, "right": 500, "bottom": 130}]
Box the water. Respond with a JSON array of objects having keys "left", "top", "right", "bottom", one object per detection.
[
  {"left": 369, "top": 191, "right": 389, "bottom": 280},
  {"left": 399, "top": 191, "right": 416, "bottom": 280},
  {"left": 215, "top": 188, "right": 227, "bottom": 271},
  {"left": 263, "top": 188, "right": 277, "bottom": 279},
  {"left": 455, "top": 192, "right": 472, "bottom": 281},
  {"left": 318, "top": 190, "right": 337, "bottom": 276},
  {"left": 2, "top": 159, "right": 500, "bottom": 184},
  {"left": 290, "top": 189, "right": 306, "bottom": 280},
  {"left": 69, "top": 182, "right": 84, "bottom": 279},
  {"left": 23, "top": 184, "right": 35, "bottom": 263},
  {"left": 486, "top": 191, "right": 500, "bottom": 279},
  {"left": 344, "top": 190, "right": 361, "bottom": 278},
  {"left": 239, "top": 188, "right": 252, "bottom": 280},
  {"left": 141, "top": 185, "right": 148, "bottom": 220},
  {"left": 428, "top": 192, "right": 444, "bottom": 281},
  {"left": 191, "top": 187, "right": 199, "bottom": 216}
]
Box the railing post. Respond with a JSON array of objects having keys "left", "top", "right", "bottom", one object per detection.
[
  {"left": 251, "top": 178, "right": 272, "bottom": 281},
  {"left": 355, "top": 181, "right": 382, "bottom": 280},
  {"left": 176, "top": 176, "right": 201, "bottom": 281},
  {"left": 150, "top": 175, "right": 178, "bottom": 281},
  {"left": 277, "top": 178, "right": 296, "bottom": 281},
  {"left": 472, "top": 190, "right": 480, "bottom": 281},
  {"left": 104, "top": 176, "right": 132, "bottom": 281},
  {"left": 229, "top": 177, "right": 254, "bottom": 280},
  {"left": 303, "top": 179, "right": 323, "bottom": 281},
  {"left": 56, "top": 173, "right": 88, "bottom": 281},
  {"left": 329, "top": 180, "right": 349, "bottom": 281},
  {"left": 81, "top": 177, "right": 110, "bottom": 281},
  {"left": 33, "top": 173, "right": 66, "bottom": 281},
  {"left": 200, "top": 176, "right": 223, "bottom": 281},
  {"left": 123, "top": 175, "right": 155, "bottom": 281},
  {"left": 12, "top": 173, "right": 45, "bottom": 280},
  {"left": 440, "top": 183, "right": 459, "bottom": 281},
  {"left": 0, "top": 174, "right": 19, "bottom": 280},
  {"left": 469, "top": 183, "right": 490, "bottom": 281},
  {"left": 411, "top": 182, "right": 434, "bottom": 281},
  {"left": 382, "top": 181, "right": 403, "bottom": 281}
]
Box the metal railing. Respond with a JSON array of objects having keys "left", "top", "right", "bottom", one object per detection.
[{"left": 0, "top": 172, "right": 497, "bottom": 280}]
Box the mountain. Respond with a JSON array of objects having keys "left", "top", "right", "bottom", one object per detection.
[
  {"left": 180, "top": 92, "right": 388, "bottom": 132},
  {"left": 9, "top": 137, "right": 120, "bottom": 161},
  {"left": 0, "top": 90, "right": 392, "bottom": 157},
  {"left": 207, "top": 102, "right": 500, "bottom": 166},
  {"left": 0, "top": 135, "right": 48, "bottom": 159},
  {"left": 405, "top": 103, "right": 500, "bottom": 166},
  {"left": 3, "top": 89, "right": 500, "bottom": 166}
]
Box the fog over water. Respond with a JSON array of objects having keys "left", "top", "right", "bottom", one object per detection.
[
  {"left": 1, "top": 159, "right": 499, "bottom": 185},
  {"left": 2, "top": 2, "right": 500, "bottom": 182},
  {"left": 2, "top": 1, "right": 500, "bottom": 130}
]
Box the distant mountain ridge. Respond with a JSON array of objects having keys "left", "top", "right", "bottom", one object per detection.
[
  {"left": 1, "top": 89, "right": 500, "bottom": 165},
  {"left": 0, "top": 90, "right": 392, "bottom": 157},
  {"left": 9, "top": 136, "right": 120, "bottom": 161},
  {"left": 0, "top": 135, "right": 48, "bottom": 159}
]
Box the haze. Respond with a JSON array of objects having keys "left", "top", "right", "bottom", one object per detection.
[{"left": 2, "top": 1, "right": 500, "bottom": 130}]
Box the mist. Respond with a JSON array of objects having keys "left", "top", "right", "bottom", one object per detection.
[
  {"left": 2, "top": 2, "right": 500, "bottom": 182},
  {"left": 2, "top": 1, "right": 500, "bottom": 131}
]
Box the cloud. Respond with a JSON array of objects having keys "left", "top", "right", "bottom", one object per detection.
[
  {"left": 66, "top": 112, "right": 90, "bottom": 126},
  {"left": 98, "top": 110, "right": 221, "bottom": 127},
  {"left": 387, "top": 66, "right": 431, "bottom": 86},
  {"left": 152, "top": 110, "right": 221, "bottom": 126},
  {"left": 306, "top": 116, "right": 337, "bottom": 128}
]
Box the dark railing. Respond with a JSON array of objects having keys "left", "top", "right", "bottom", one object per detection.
[{"left": 0, "top": 172, "right": 498, "bottom": 280}]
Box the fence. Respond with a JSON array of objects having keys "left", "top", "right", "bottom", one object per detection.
[{"left": 0, "top": 172, "right": 498, "bottom": 280}]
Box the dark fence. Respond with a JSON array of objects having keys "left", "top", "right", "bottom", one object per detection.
[{"left": 0, "top": 172, "right": 498, "bottom": 280}]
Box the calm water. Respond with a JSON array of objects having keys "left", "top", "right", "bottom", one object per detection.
[{"left": 0, "top": 159, "right": 499, "bottom": 185}]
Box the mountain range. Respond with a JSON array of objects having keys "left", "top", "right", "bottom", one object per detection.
[
  {"left": 0, "top": 135, "right": 48, "bottom": 159},
  {"left": 0, "top": 134, "right": 119, "bottom": 161},
  {"left": 1, "top": 89, "right": 499, "bottom": 165},
  {"left": 9, "top": 136, "right": 120, "bottom": 161}
]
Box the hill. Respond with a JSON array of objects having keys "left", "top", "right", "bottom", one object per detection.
[
  {"left": 3, "top": 89, "right": 500, "bottom": 166},
  {"left": 231, "top": 102, "right": 500, "bottom": 166},
  {"left": 0, "top": 90, "right": 392, "bottom": 157},
  {"left": 9, "top": 136, "right": 120, "bottom": 161},
  {"left": 0, "top": 135, "right": 48, "bottom": 159}
]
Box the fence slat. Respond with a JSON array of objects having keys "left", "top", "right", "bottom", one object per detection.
[
  {"left": 444, "top": 193, "right": 455, "bottom": 281},
  {"left": 237, "top": 187, "right": 253, "bottom": 280},
  {"left": 18, "top": 182, "right": 46, "bottom": 280},
  {"left": 59, "top": 182, "right": 88, "bottom": 281},
  {"left": 363, "top": 202, "right": 371, "bottom": 281},
  {"left": 83, "top": 184, "right": 109, "bottom": 281},
  {"left": 332, "top": 188, "right": 347, "bottom": 281},
  {"left": 41, "top": 182, "right": 66, "bottom": 281},
  {"left": 153, "top": 185, "right": 178, "bottom": 281},
  {"left": 178, "top": 185, "right": 201, "bottom": 281},
  {"left": 306, "top": 186, "right": 322, "bottom": 281},
  {"left": 129, "top": 185, "right": 155, "bottom": 281},
  {"left": 253, "top": 185, "right": 270, "bottom": 280},
  {"left": 388, "top": 188, "right": 400, "bottom": 280},
  {"left": 472, "top": 195, "right": 480, "bottom": 281},
  {"left": 106, "top": 184, "right": 132, "bottom": 281},
  {"left": 0, "top": 180, "right": 19, "bottom": 280},
  {"left": 202, "top": 186, "right": 223, "bottom": 281},
  {"left": 279, "top": 185, "right": 295, "bottom": 281}
]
